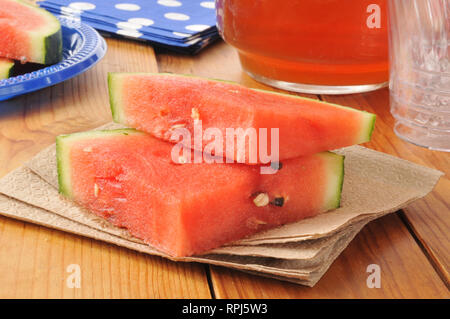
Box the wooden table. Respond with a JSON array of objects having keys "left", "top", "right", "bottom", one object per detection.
[{"left": 0, "top": 37, "right": 448, "bottom": 299}]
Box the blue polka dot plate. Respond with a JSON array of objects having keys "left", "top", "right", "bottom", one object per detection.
[{"left": 0, "top": 16, "right": 107, "bottom": 101}]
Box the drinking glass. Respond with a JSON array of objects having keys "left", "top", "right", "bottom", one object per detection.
[
  {"left": 216, "top": 0, "right": 389, "bottom": 94},
  {"left": 389, "top": 0, "right": 450, "bottom": 151}
]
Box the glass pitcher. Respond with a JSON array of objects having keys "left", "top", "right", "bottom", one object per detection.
[{"left": 216, "top": 0, "right": 389, "bottom": 94}]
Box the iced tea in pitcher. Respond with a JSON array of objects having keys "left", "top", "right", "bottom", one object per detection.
[{"left": 216, "top": 0, "right": 389, "bottom": 94}]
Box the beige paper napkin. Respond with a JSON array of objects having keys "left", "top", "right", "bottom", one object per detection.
[{"left": 0, "top": 191, "right": 365, "bottom": 286}]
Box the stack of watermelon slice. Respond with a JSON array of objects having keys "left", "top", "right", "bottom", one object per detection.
[
  {"left": 0, "top": 0, "right": 62, "bottom": 79},
  {"left": 57, "top": 73, "right": 376, "bottom": 257}
]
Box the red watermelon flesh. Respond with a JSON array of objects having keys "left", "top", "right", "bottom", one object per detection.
[
  {"left": 108, "top": 73, "right": 375, "bottom": 164},
  {"left": 57, "top": 129, "right": 344, "bottom": 257}
]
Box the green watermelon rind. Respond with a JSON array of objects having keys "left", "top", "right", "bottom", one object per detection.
[
  {"left": 107, "top": 72, "right": 376, "bottom": 144},
  {"left": 1, "top": 1, "right": 62, "bottom": 65},
  {"left": 43, "top": 27, "right": 63, "bottom": 65},
  {"left": 56, "top": 129, "right": 143, "bottom": 198},
  {"left": 0, "top": 59, "right": 14, "bottom": 79},
  {"left": 26, "top": 1, "right": 63, "bottom": 65},
  {"left": 320, "top": 152, "right": 345, "bottom": 210},
  {"left": 108, "top": 73, "right": 126, "bottom": 123}
]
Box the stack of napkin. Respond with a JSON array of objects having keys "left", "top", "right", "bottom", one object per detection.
[{"left": 38, "top": 0, "right": 220, "bottom": 54}]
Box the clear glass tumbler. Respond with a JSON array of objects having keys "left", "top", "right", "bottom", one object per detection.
[{"left": 388, "top": 0, "right": 450, "bottom": 151}]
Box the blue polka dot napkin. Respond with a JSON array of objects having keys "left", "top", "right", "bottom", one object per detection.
[{"left": 37, "top": 0, "right": 220, "bottom": 54}]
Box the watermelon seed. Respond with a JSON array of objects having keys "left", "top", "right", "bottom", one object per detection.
[
  {"left": 270, "top": 162, "right": 282, "bottom": 170},
  {"left": 271, "top": 197, "right": 285, "bottom": 207},
  {"left": 191, "top": 108, "right": 200, "bottom": 124},
  {"left": 253, "top": 192, "right": 269, "bottom": 207},
  {"left": 246, "top": 217, "right": 267, "bottom": 229},
  {"left": 83, "top": 146, "right": 93, "bottom": 152},
  {"left": 170, "top": 123, "right": 187, "bottom": 130},
  {"left": 250, "top": 190, "right": 264, "bottom": 197},
  {"left": 94, "top": 183, "right": 99, "bottom": 197}
]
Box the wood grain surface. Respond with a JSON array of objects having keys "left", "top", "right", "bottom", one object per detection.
[
  {"left": 0, "top": 33, "right": 448, "bottom": 298},
  {"left": 320, "top": 91, "right": 450, "bottom": 285}
]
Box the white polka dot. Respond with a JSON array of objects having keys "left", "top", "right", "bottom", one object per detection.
[
  {"left": 164, "top": 12, "right": 190, "bottom": 21},
  {"left": 115, "top": 3, "right": 141, "bottom": 11},
  {"left": 69, "top": 2, "right": 95, "bottom": 10},
  {"left": 116, "top": 29, "right": 143, "bottom": 38},
  {"left": 117, "top": 21, "right": 142, "bottom": 30},
  {"left": 200, "top": 1, "right": 215, "bottom": 9},
  {"left": 173, "top": 31, "right": 191, "bottom": 37},
  {"left": 128, "top": 18, "right": 154, "bottom": 26},
  {"left": 157, "top": 0, "right": 182, "bottom": 7},
  {"left": 185, "top": 24, "right": 210, "bottom": 32}
]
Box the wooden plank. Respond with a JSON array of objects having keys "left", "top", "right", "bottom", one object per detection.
[
  {"left": 210, "top": 214, "right": 450, "bottom": 298},
  {"left": 0, "top": 38, "right": 212, "bottom": 298},
  {"left": 156, "top": 41, "right": 449, "bottom": 297},
  {"left": 320, "top": 91, "right": 450, "bottom": 284},
  {"left": 0, "top": 216, "right": 211, "bottom": 298}
]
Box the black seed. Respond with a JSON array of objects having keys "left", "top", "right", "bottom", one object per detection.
[
  {"left": 272, "top": 197, "right": 285, "bottom": 207},
  {"left": 270, "top": 162, "right": 282, "bottom": 170}
]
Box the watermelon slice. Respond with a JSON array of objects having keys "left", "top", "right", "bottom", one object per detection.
[
  {"left": 0, "top": 58, "right": 14, "bottom": 79},
  {"left": 0, "top": 0, "right": 62, "bottom": 65},
  {"left": 57, "top": 129, "right": 344, "bottom": 257},
  {"left": 108, "top": 73, "right": 375, "bottom": 164}
]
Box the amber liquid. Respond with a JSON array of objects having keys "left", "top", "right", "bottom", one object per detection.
[{"left": 216, "top": 0, "right": 389, "bottom": 86}]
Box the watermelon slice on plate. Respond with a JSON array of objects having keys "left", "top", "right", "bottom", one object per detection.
[
  {"left": 0, "top": 0, "right": 62, "bottom": 65},
  {"left": 108, "top": 73, "right": 376, "bottom": 164},
  {"left": 0, "top": 58, "right": 14, "bottom": 79},
  {"left": 56, "top": 129, "right": 344, "bottom": 257},
  {"left": 0, "top": 16, "right": 106, "bottom": 101}
]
